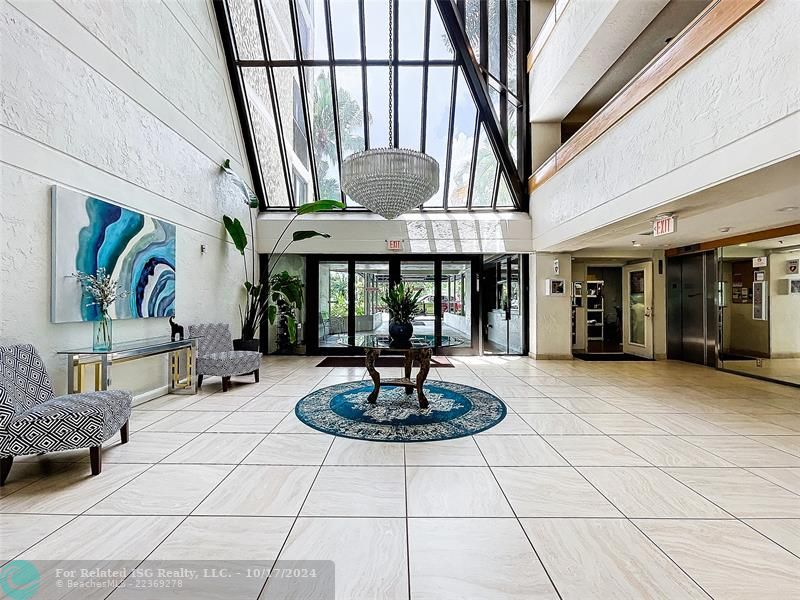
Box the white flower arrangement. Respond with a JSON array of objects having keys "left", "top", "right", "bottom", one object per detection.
[{"left": 72, "top": 268, "right": 129, "bottom": 314}]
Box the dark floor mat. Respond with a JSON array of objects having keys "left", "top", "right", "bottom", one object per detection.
[
  {"left": 572, "top": 353, "right": 652, "bottom": 361},
  {"left": 316, "top": 356, "right": 454, "bottom": 368}
]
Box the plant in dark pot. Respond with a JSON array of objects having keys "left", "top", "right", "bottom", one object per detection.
[
  {"left": 220, "top": 160, "right": 343, "bottom": 351},
  {"left": 382, "top": 283, "right": 423, "bottom": 345},
  {"left": 269, "top": 270, "right": 304, "bottom": 354}
]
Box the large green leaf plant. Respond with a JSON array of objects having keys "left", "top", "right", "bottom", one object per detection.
[{"left": 220, "top": 159, "right": 343, "bottom": 341}]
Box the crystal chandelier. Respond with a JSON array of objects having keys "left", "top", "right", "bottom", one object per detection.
[{"left": 341, "top": 1, "right": 439, "bottom": 219}]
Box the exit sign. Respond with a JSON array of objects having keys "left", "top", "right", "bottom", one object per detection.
[
  {"left": 387, "top": 239, "right": 403, "bottom": 251},
  {"left": 652, "top": 215, "right": 676, "bottom": 237}
]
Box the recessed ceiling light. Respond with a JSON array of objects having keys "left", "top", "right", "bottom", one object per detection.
[
  {"left": 778, "top": 206, "right": 798, "bottom": 212},
  {"left": 719, "top": 227, "right": 732, "bottom": 233},
  {"left": 738, "top": 243, "right": 748, "bottom": 247},
  {"left": 632, "top": 241, "right": 642, "bottom": 247}
]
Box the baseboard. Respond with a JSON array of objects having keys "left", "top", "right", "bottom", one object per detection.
[
  {"left": 133, "top": 385, "right": 169, "bottom": 407},
  {"left": 655, "top": 353, "right": 667, "bottom": 360},
  {"left": 528, "top": 353, "right": 574, "bottom": 360}
]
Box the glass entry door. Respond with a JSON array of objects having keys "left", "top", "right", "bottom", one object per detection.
[
  {"left": 482, "top": 255, "right": 525, "bottom": 354},
  {"left": 308, "top": 255, "right": 479, "bottom": 354}
]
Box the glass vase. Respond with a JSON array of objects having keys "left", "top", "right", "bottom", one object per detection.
[{"left": 93, "top": 311, "right": 113, "bottom": 351}]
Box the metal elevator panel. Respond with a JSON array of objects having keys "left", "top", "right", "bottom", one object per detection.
[
  {"left": 681, "top": 254, "right": 707, "bottom": 365},
  {"left": 666, "top": 252, "right": 717, "bottom": 367}
]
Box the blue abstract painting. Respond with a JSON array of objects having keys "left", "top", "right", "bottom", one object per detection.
[{"left": 51, "top": 186, "right": 176, "bottom": 323}]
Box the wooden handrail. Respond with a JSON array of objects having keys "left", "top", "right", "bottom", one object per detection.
[{"left": 528, "top": 0, "right": 764, "bottom": 196}]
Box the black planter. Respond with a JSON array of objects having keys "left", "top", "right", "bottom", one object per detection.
[
  {"left": 389, "top": 321, "right": 414, "bottom": 344},
  {"left": 233, "top": 338, "right": 261, "bottom": 352}
]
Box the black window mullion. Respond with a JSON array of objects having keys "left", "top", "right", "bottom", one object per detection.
[
  {"left": 441, "top": 66, "right": 458, "bottom": 211},
  {"left": 254, "top": 0, "right": 295, "bottom": 209},
  {"left": 289, "top": 0, "right": 320, "bottom": 203},
  {"left": 479, "top": 0, "right": 488, "bottom": 73},
  {"left": 357, "top": 0, "right": 370, "bottom": 151},
  {"left": 322, "top": 0, "right": 346, "bottom": 205},
  {"left": 465, "top": 117, "right": 480, "bottom": 210},
  {"left": 347, "top": 260, "right": 356, "bottom": 346},
  {"left": 420, "top": 0, "right": 432, "bottom": 153},
  {"left": 434, "top": 260, "right": 442, "bottom": 347},
  {"left": 499, "top": 0, "right": 508, "bottom": 144},
  {"left": 490, "top": 163, "right": 500, "bottom": 209}
]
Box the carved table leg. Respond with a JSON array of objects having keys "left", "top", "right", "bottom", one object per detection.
[
  {"left": 403, "top": 350, "right": 414, "bottom": 395},
  {"left": 365, "top": 348, "right": 381, "bottom": 403},
  {"left": 415, "top": 347, "right": 432, "bottom": 409}
]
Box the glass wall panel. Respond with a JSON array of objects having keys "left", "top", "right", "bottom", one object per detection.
[
  {"left": 229, "top": 0, "right": 263, "bottom": 60},
  {"left": 628, "top": 269, "right": 646, "bottom": 346},
  {"left": 298, "top": 0, "right": 330, "bottom": 60},
  {"left": 488, "top": 0, "right": 500, "bottom": 78},
  {"left": 464, "top": 0, "right": 481, "bottom": 63},
  {"left": 507, "top": 0, "right": 518, "bottom": 94},
  {"left": 330, "top": 0, "right": 361, "bottom": 59},
  {"left": 241, "top": 68, "right": 290, "bottom": 206},
  {"left": 334, "top": 66, "right": 366, "bottom": 159},
  {"left": 428, "top": 2, "right": 454, "bottom": 59},
  {"left": 355, "top": 262, "right": 390, "bottom": 335},
  {"left": 441, "top": 262, "right": 471, "bottom": 344},
  {"left": 398, "top": 0, "right": 426, "bottom": 60},
  {"left": 263, "top": 0, "right": 295, "bottom": 60},
  {"left": 364, "top": 0, "right": 390, "bottom": 59},
  {"left": 318, "top": 262, "right": 349, "bottom": 348},
  {"left": 398, "top": 67, "right": 423, "bottom": 151},
  {"left": 423, "top": 66, "right": 453, "bottom": 207},
  {"left": 304, "top": 65, "right": 341, "bottom": 201},
  {"left": 367, "top": 67, "right": 390, "bottom": 148},
  {"left": 447, "top": 70, "right": 477, "bottom": 208},
  {"left": 471, "top": 126, "right": 498, "bottom": 207},
  {"left": 273, "top": 67, "right": 311, "bottom": 202},
  {"left": 401, "top": 261, "right": 436, "bottom": 338},
  {"left": 719, "top": 237, "right": 800, "bottom": 386}
]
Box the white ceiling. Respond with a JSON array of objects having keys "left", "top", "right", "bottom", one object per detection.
[{"left": 559, "top": 156, "right": 800, "bottom": 252}]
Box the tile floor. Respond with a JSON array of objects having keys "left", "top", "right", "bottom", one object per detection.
[{"left": 2, "top": 355, "right": 800, "bottom": 599}]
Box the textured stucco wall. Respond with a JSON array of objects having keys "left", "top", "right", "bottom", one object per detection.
[
  {"left": 0, "top": 0, "right": 253, "bottom": 397},
  {"left": 531, "top": 0, "right": 800, "bottom": 249},
  {"left": 529, "top": 252, "right": 573, "bottom": 359}
]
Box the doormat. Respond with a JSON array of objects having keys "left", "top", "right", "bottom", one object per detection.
[
  {"left": 316, "top": 356, "right": 454, "bottom": 368},
  {"left": 572, "top": 353, "right": 651, "bottom": 362}
]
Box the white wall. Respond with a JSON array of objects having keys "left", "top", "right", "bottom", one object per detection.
[
  {"left": 0, "top": 0, "right": 253, "bottom": 397},
  {"left": 529, "top": 252, "right": 573, "bottom": 359},
  {"left": 769, "top": 250, "right": 800, "bottom": 358},
  {"left": 530, "top": 0, "right": 800, "bottom": 251}
]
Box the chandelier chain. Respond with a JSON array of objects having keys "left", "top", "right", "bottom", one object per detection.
[{"left": 388, "top": 0, "right": 393, "bottom": 146}]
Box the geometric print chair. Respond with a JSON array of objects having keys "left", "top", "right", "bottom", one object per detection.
[
  {"left": 187, "top": 323, "right": 261, "bottom": 392},
  {"left": 0, "top": 344, "right": 132, "bottom": 485}
]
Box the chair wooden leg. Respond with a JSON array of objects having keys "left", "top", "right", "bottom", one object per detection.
[
  {"left": 222, "top": 376, "right": 230, "bottom": 392},
  {"left": 120, "top": 421, "right": 129, "bottom": 444},
  {"left": 197, "top": 374, "right": 204, "bottom": 390},
  {"left": 90, "top": 446, "right": 102, "bottom": 476},
  {"left": 0, "top": 456, "right": 13, "bottom": 486},
  {"left": 253, "top": 369, "right": 259, "bottom": 383}
]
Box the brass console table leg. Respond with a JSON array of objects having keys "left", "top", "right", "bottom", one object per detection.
[{"left": 365, "top": 348, "right": 381, "bottom": 403}]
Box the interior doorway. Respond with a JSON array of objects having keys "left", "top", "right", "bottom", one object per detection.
[{"left": 585, "top": 266, "right": 623, "bottom": 353}]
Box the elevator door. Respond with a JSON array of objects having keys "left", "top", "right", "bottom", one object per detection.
[
  {"left": 667, "top": 252, "right": 716, "bottom": 366},
  {"left": 680, "top": 254, "right": 707, "bottom": 364}
]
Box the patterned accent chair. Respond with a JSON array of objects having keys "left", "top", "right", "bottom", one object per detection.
[
  {"left": 0, "top": 344, "right": 132, "bottom": 485},
  {"left": 188, "top": 323, "right": 261, "bottom": 392}
]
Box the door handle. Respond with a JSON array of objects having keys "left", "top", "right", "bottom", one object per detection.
[{"left": 645, "top": 307, "right": 653, "bottom": 317}]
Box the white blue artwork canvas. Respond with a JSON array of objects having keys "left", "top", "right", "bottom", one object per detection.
[{"left": 51, "top": 186, "right": 176, "bottom": 322}]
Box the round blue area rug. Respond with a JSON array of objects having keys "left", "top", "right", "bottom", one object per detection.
[{"left": 295, "top": 380, "right": 506, "bottom": 442}]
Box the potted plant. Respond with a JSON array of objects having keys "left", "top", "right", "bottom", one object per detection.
[
  {"left": 220, "top": 160, "right": 343, "bottom": 351},
  {"left": 382, "top": 283, "right": 423, "bottom": 344},
  {"left": 269, "top": 270, "right": 304, "bottom": 353}
]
